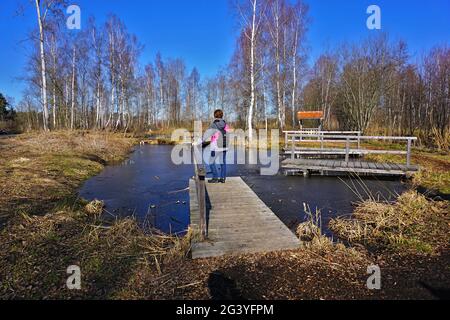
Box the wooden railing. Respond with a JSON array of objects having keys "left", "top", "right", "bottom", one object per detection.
[
  {"left": 284, "top": 130, "right": 362, "bottom": 148},
  {"left": 287, "top": 132, "right": 417, "bottom": 167},
  {"left": 192, "top": 143, "right": 208, "bottom": 240}
]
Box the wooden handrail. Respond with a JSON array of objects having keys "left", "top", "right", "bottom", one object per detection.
[
  {"left": 192, "top": 144, "right": 208, "bottom": 240},
  {"left": 288, "top": 133, "right": 417, "bottom": 141},
  {"left": 284, "top": 131, "right": 362, "bottom": 148},
  {"left": 287, "top": 133, "right": 417, "bottom": 166},
  {"left": 283, "top": 130, "right": 362, "bottom": 134}
]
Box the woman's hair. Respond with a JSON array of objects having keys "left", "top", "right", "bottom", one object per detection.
[{"left": 214, "top": 109, "right": 224, "bottom": 119}]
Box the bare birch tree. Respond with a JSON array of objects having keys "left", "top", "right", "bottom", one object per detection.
[{"left": 233, "top": 0, "right": 266, "bottom": 141}]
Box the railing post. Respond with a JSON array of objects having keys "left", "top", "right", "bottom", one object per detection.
[
  {"left": 345, "top": 138, "right": 350, "bottom": 163},
  {"left": 285, "top": 131, "right": 288, "bottom": 149},
  {"left": 291, "top": 135, "right": 295, "bottom": 160},
  {"left": 357, "top": 132, "right": 361, "bottom": 150},
  {"left": 320, "top": 132, "right": 324, "bottom": 150},
  {"left": 197, "top": 167, "right": 207, "bottom": 240},
  {"left": 406, "top": 139, "right": 412, "bottom": 167}
]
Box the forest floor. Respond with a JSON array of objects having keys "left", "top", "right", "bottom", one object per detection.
[{"left": 0, "top": 131, "right": 448, "bottom": 300}]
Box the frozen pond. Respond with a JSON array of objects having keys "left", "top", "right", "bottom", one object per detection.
[{"left": 79, "top": 145, "right": 407, "bottom": 235}]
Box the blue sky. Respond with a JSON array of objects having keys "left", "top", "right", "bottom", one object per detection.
[{"left": 0, "top": 0, "right": 449, "bottom": 103}]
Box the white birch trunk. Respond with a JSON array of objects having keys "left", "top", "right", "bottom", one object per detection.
[
  {"left": 291, "top": 26, "right": 298, "bottom": 128},
  {"left": 35, "top": 0, "right": 49, "bottom": 131},
  {"left": 248, "top": 0, "right": 257, "bottom": 143},
  {"left": 96, "top": 83, "right": 101, "bottom": 128},
  {"left": 71, "top": 47, "right": 76, "bottom": 130},
  {"left": 51, "top": 35, "right": 57, "bottom": 129}
]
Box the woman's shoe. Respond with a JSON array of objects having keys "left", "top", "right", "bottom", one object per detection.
[
  {"left": 208, "top": 178, "right": 219, "bottom": 184},
  {"left": 219, "top": 178, "right": 226, "bottom": 183}
]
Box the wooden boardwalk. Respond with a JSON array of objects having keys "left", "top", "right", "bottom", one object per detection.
[
  {"left": 284, "top": 148, "right": 407, "bottom": 156},
  {"left": 189, "top": 177, "right": 300, "bottom": 259},
  {"left": 282, "top": 159, "right": 419, "bottom": 176},
  {"left": 285, "top": 148, "right": 364, "bottom": 157}
]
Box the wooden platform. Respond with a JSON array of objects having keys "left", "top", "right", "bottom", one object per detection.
[
  {"left": 282, "top": 159, "right": 419, "bottom": 176},
  {"left": 189, "top": 177, "right": 300, "bottom": 259},
  {"left": 284, "top": 148, "right": 407, "bottom": 156}
]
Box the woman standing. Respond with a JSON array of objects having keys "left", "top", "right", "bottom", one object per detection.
[{"left": 207, "top": 109, "right": 230, "bottom": 184}]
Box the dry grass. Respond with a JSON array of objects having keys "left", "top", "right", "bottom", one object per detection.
[
  {"left": 85, "top": 200, "right": 105, "bottom": 216},
  {"left": 0, "top": 203, "right": 194, "bottom": 299},
  {"left": 410, "top": 152, "right": 450, "bottom": 194},
  {"left": 296, "top": 203, "right": 334, "bottom": 251},
  {"left": 420, "top": 128, "right": 450, "bottom": 151},
  {"left": 330, "top": 191, "right": 449, "bottom": 255},
  {"left": 0, "top": 131, "right": 199, "bottom": 299},
  {"left": 296, "top": 203, "right": 368, "bottom": 265},
  {"left": 0, "top": 131, "right": 137, "bottom": 224},
  {"left": 366, "top": 149, "right": 450, "bottom": 195}
]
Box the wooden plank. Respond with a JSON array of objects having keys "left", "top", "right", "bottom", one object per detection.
[
  {"left": 280, "top": 159, "right": 418, "bottom": 177},
  {"left": 192, "top": 241, "right": 300, "bottom": 259},
  {"left": 387, "top": 163, "right": 402, "bottom": 171},
  {"left": 368, "top": 162, "right": 378, "bottom": 170},
  {"left": 373, "top": 163, "right": 385, "bottom": 170},
  {"left": 317, "top": 160, "right": 326, "bottom": 167},
  {"left": 207, "top": 230, "right": 297, "bottom": 243}
]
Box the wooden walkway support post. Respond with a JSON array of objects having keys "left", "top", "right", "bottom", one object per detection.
[
  {"left": 196, "top": 167, "right": 207, "bottom": 240},
  {"left": 291, "top": 136, "right": 295, "bottom": 160},
  {"left": 357, "top": 131, "right": 361, "bottom": 150},
  {"left": 285, "top": 131, "right": 289, "bottom": 149},
  {"left": 345, "top": 138, "right": 350, "bottom": 163},
  {"left": 407, "top": 138, "right": 412, "bottom": 167},
  {"left": 192, "top": 142, "right": 208, "bottom": 240}
]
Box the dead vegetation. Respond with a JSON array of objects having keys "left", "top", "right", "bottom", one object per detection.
[
  {"left": 366, "top": 147, "right": 450, "bottom": 195},
  {"left": 296, "top": 203, "right": 334, "bottom": 251},
  {"left": 0, "top": 131, "right": 137, "bottom": 225},
  {"left": 329, "top": 191, "right": 449, "bottom": 255},
  {"left": 85, "top": 200, "right": 105, "bottom": 216},
  {"left": 0, "top": 203, "right": 194, "bottom": 299},
  {"left": 411, "top": 152, "right": 450, "bottom": 195},
  {"left": 426, "top": 128, "right": 450, "bottom": 152}
]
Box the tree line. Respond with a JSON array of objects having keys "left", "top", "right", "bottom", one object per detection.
[
  {"left": 302, "top": 36, "right": 449, "bottom": 144},
  {"left": 16, "top": 0, "right": 449, "bottom": 147}
]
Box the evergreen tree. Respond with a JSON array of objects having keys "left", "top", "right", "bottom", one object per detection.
[{"left": 0, "top": 93, "right": 9, "bottom": 121}]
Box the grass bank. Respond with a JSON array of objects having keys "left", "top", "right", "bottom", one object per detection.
[
  {"left": 0, "top": 131, "right": 136, "bottom": 224},
  {"left": 326, "top": 145, "right": 449, "bottom": 288},
  {"left": 0, "top": 131, "right": 194, "bottom": 299},
  {"left": 329, "top": 191, "right": 449, "bottom": 255},
  {"left": 366, "top": 148, "right": 450, "bottom": 195}
]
